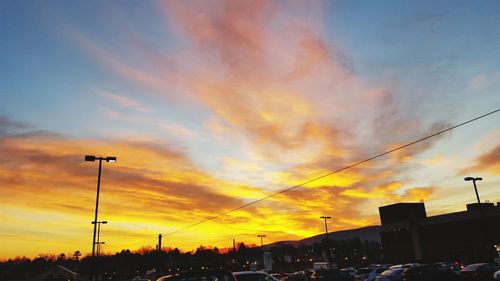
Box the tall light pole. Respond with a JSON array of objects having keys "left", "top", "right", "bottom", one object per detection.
[
  {"left": 320, "top": 216, "right": 331, "bottom": 241},
  {"left": 85, "top": 155, "right": 116, "bottom": 280},
  {"left": 92, "top": 221, "right": 107, "bottom": 256},
  {"left": 257, "top": 234, "right": 266, "bottom": 266},
  {"left": 464, "top": 177, "right": 484, "bottom": 211},
  {"left": 464, "top": 177, "right": 495, "bottom": 261},
  {"left": 320, "top": 216, "right": 332, "bottom": 266},
  {"left": 96, "top": 242, "right": 105, "bottom": 256}
]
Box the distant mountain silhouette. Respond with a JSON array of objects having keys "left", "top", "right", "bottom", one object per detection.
[{"left": 267, "top": 225, "right": 381, "bottom": 247}]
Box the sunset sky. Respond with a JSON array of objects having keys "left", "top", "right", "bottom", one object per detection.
[{"left": 1, "top": 0, "right": 499, "bottom": 259}]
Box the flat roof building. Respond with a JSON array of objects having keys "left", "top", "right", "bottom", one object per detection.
[{"left": 379, "top": 202, "right": 500, "bottom": 263}]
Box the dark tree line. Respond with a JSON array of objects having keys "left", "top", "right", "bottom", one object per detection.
[{"left": 0, "top": 238, "right": 382, "bottom": 281}]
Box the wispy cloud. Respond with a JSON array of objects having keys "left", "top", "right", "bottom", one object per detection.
[
  {"left": 0, "top": 116, "right": 33, "bottom": 136},
  {"left": 96, "top": 89, "right": 150, "bottom": 112},
  {"left": 468, "top": 71, "right": 500, "bottom": 91},
  {"left": 0, "top": 116, "right": 32, "bottom": 130},
  {"left": 157, "top": 121, "right": 195, "bottom": 139}
]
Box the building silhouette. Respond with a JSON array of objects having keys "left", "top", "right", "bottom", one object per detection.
[{"left": 379, "top": 202, "right": 500, "bottom": 263}]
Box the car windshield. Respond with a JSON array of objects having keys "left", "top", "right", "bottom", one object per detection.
[
  {"left": 409, "top": 265, "right": 437, "bottom": 272},
  {"left": 382, "top": 269, "right": 403, "bottom": 276},
  {"left": 395, "top": 269, "right": 404, "bottom": 275},
  {"left": 234, "top": 273, "right": 272, "bottom": 281},
  {"left": 380, "top": 270, "right": 393, "bottom": 276},
  {"left": 357, "top": 268, "right": 373, "bottom": 274},
  {"left": 159, "top": 272, "right": 234, "bottom": 281}
]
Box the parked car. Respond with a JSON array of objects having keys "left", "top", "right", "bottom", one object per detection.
[
  {"left": 365, "top": 267, "right": 389, "bottom": 281},
  {"left": 374, "top": 268, "right": 405, "bottom": 281},
  {"left": 309, "top": 269, "right": 354, "bottom": 281},
  {"left": 459, "top": 263, "right": 499, "bottom": 281},
  {"left": 402, "top": 264, "right": 459, "bottom": 281},
  {"left": 494, "top": 269, "right": 500, "bottom": 280},
  {"left": 157, "top": 270, "right": 237, "bottom": 281},
  {"left": 434, "top": 261, "right": 464, "bottom": 272},
  {"left": 450, "top": 262, "right": 465, "bottom": 272},
  {"left": 233, "top": 271, "right": 278, "bottom": 281}
]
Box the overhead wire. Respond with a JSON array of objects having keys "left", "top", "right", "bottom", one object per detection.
[{"left": 161, "top": 107, "right": 500, "bottom": 237}]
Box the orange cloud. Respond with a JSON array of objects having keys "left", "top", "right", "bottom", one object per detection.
[
  {"left": 0, "top": 109, "right": 448, "bottom": 260},
  {"left": 0, "top": 130, "right": 251, "bottom": 257},
  {"left": 385, "top": 121, "right": 451, "bottom": 162},
  {"left": 402, "top": 187, "right": 435, "bottom": 202},
  {"left": 460, "top": 143, "right": 500, "bottom": 175},
  {"left": 1, "top": 124, "right": 382, "bottom": 258},
  {"left": 340, "top": 182, "right": 401, "bottom": 200}
]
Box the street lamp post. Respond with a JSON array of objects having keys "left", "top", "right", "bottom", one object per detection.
[
  {"left": 464, "top": 177, "right": 484, "bottom": 214},
  {"left": 320, "top": 216, "right": 332, "bottom": 266},
  {"left": 85, "top": 155, "right": 116, "bottom": 280},
  {"left": 464, "top": 177, "right": 495, "bottom": 261},
  {"left": 92, "top": 221, "right": 107, "bottom": 256},
  {"left": 96, "top": 242, "right": 105, "bottom": 256},
  {"left": 257, "top": 235, "right": 266, "bottom": 267},
  {"left": 320, "top": 216, "right": 331, "bottom": 241}
]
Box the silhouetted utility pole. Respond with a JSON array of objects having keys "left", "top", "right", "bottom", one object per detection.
[
  {"left": 320, "top": 216, "right": 332, "bottom": 266},
  {"left": 85, "top": 155, "right": 116, "bottom": 281},
  {"left": 232, "top": 239, "right": 237, "bottom": 266},
  {"left": 157, "top": 234, "right": 163, "bottom": 277},
  {"left": 158, "top": 234, "right": 162, "bottom": 252},
  {"left": 464, "top": 177, "right": 497, "bottom": 261}
]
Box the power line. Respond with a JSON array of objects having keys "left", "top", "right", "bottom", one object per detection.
[{"left": 163, "top": 107, "right": 500, "bottom": 237}]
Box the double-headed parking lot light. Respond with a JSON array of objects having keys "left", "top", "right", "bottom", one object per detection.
[{"left": 85, "top": 155, "right": 116, "bottom": 281}]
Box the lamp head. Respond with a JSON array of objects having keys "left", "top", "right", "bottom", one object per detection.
[
  {"left": 85, "top": 155, "right": 96, "bottom": 162},
  {"left": 464, "top": 177, "right": 482, "bottom": 181},
  {"left": 106, "top": 157, "right": 117, "bottom": 163},
  {"left": 102, "top": 221, "right": 108, "bottom": 224}
]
